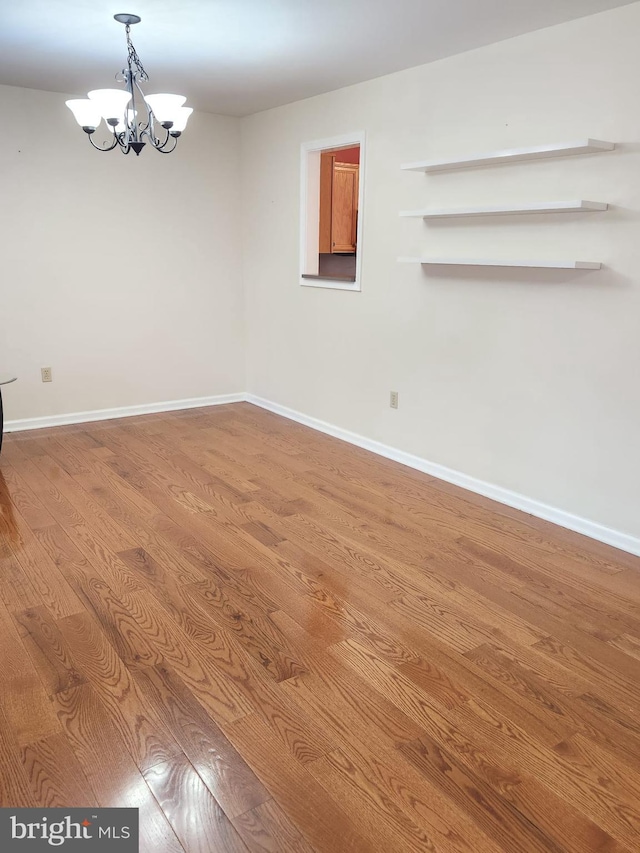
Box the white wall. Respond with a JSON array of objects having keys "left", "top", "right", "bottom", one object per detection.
[
  {"left": 0, "top": 84, "right": 245, "bottom": 420},
  {"left": 241, "top": 3, "right": 640, "bottom": 540}
]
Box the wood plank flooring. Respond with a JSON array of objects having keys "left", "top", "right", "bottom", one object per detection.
[{"left": 1, "top": 402, "right": 640, "bottom": 851}]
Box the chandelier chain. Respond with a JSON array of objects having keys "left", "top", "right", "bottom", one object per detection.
[{"left": 125, "top": 23, "right": 148, "bottom": 81}]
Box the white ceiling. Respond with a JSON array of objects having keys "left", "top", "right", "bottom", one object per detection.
[{"left": 0, "top": 0, "right": 636, "bottom": 116}]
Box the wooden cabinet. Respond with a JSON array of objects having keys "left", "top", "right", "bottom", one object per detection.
[
  {"left": 331, "top": 162, "right": 359, "bottom": 252},
  {"left": 319, "top": 155, "right": 359, "bottom": 254}
]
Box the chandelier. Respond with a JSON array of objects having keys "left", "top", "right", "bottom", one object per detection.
[{"left": 65, "top": 14, "right": 192, "bottom": 156}]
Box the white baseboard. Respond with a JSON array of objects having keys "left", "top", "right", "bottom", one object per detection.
[
  {"left": 246, "top": 394, "right": 640, "bottom": 558},
  {"left": 4, "top": 393, "right": 245, "bottom": 433}
]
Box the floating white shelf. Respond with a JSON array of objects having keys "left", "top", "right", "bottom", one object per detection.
[
  {"left": 401, "top": 139, "right": 615, "bottom": 173},
  {"left": 398, "top": 257, "right": 602, "bottom": 270},
  {"left": 399, "top": 200, "right": 608, "bottom": 219}
]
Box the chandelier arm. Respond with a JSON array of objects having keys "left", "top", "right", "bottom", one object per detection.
[
  {"left": 88, "top": 134, "right": 120, "bottom": 152},
  {"left": 132, "top": 75, "right": 152, "bottom": 135},
  {"left": 139, "top": 122, "right": 174, "bottom": 151},
  {"left": 127, "top": 73, "right": 139, "bottom": 144},
  {"left": 150, "top": 126, "right": 173, "bottom": 150},
  {"left": 152, "top": 135, "right": 180, "bottom": 154}
]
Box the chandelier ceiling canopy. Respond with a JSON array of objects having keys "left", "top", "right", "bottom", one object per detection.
[{"left": 66, "top": 13, "right": 193, "bottom": 156}]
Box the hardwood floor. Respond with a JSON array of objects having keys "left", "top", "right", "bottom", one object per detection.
[{"left": 1, "top": 402, "right": 640, "bottom": 851}]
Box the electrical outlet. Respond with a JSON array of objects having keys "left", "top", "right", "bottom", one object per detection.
[
  {"left": 390, "top": 391, "right": 399, "bottom": 409},
  {"left": 41, "top": 367, "right": 53, "bottom": 383}
]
